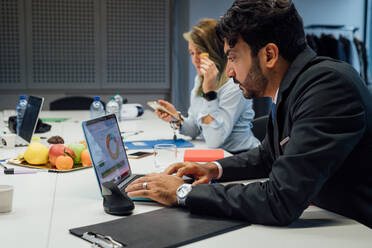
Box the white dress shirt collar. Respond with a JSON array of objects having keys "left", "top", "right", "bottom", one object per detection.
[{"left": 273, "top": 88, "right": 279, "bottom": 104}]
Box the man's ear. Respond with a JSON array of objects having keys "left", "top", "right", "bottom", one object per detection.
[{"left": 262, "top": 43, "right": 279, "bottom": 69}]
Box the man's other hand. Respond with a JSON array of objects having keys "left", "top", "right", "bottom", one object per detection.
[{"left": 164, "top": 162, "right": 219, "bottom": 185}]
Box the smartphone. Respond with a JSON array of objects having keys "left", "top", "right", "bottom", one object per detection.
[
  {"left": 147, "top": 101, "right": 180, "bottom": 121},
  {"left": 127, "top": 151, "right": 154, "bottom": 159}
]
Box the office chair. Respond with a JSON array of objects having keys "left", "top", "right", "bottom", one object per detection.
[
  {"left": 49, "top": 96, "right": 106, "bottom": 110},
  {"left": 253, "top": 97, "right": 272, "bottom": 118},
  {"left": 251, "top": 115, "right": 269, "bottom": 142}
]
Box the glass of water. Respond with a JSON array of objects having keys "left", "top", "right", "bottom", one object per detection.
[{"left": 154, "top": 144, "right": 178, "bottom": 172}]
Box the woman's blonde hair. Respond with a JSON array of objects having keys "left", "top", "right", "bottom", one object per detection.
[{"left": 183, "top": 18, "right": 229, "bottom": 96}]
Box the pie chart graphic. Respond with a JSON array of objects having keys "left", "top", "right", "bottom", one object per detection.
[{"left": 106, "top": 134, "right": 119, "bottom": 159}]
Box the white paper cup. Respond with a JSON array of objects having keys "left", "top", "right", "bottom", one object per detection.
[
  {"left": 0, "top": 133, "right": 16, "bottom": 149},
  {"left": 0, "top": 185, "right": 14, "bottom": 213}
]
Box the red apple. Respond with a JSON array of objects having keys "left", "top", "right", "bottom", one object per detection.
[{"left": 49, "top": 144, "right": 75, "bottom": 166}]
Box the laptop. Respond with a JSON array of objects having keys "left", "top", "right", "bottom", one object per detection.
[
  {"left": 82, "top": 114, "right": 149, "bottom": 201},
  {"left": 17, "top": 96, "right": 44, "bottom": 146}
]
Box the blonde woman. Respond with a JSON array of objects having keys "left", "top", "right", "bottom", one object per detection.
[{"left": 156, "top": 18, "right": 260, "bottom": 153}]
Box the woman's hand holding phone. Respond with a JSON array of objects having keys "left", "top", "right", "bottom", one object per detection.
[{"left": 151, "top": 100, "right": 179, "bottom": 122}]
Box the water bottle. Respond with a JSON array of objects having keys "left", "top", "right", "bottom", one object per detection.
[
  {"left": 114, "top": 92, "right": 123, "bottom": 122},
  {"left": 90, "top": 96, "right": 105, "bottom": 119},
  {"left": 106, "top": 97, "right": 120, "bottom": 120},
  {"left": 16, "top": 95, "right": 27, "bottom": 135}
]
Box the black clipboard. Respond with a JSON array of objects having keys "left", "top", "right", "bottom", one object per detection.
[{"left": 70, "top": 208, "right": 249, "bottom": 248}]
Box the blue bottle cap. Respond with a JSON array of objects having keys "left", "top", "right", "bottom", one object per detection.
[
  {"left": 94, "top": 96, "right": 100, "bottom": 101},
  {"left": 20, "top": 95, "right": 26, "bottom": 100}
]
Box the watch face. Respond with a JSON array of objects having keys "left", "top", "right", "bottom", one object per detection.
[
  {"left": 204, "top": 91, "right": 217, "bottom": 101},
  {"left": 178, "top": 187, "right": 188, "bottom": 198},
  {"left": 177, "top": 184, "right": 191, "bottom": 198}
]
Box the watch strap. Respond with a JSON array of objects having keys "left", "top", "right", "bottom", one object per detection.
[{"left": 201, "top": 91, "right": 217, "bottom": 101}]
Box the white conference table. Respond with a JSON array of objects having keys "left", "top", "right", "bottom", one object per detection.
[{"left": 0, "top": 110, "right": 371, "bottom": 248}]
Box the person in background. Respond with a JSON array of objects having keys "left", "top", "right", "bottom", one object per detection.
[
  {"left": 155, "top": 18, "right": 260, "bottom": 154},
  {"left": 127, "top": 0, "right": 372, "bottom": 228}
]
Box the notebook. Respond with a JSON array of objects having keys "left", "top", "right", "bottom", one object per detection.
[
  {"left": 17, "top": 96, "right": 44, "bottom": 146},
  {"left": 184, "top": 149, "right": 225, "bottom": 162},
  {"left": 70, "top": 207, "right": 250, "bottom": 248},
  {"left": 82, "top": 114, "right": 149, "bottom": 201}
]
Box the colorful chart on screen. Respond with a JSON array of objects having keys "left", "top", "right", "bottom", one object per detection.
[{"left": 106, "top": 134, "right": 119, "bottom": 159}]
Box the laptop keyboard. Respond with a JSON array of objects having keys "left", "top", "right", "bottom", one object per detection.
[{"left": 118, "top": 174, "right": 143, "bottom": 191}]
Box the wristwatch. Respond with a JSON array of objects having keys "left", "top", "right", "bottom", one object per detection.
[
  {"left": 176, "top": 184, "right": 192, "bottom": 206},
  {"left": 202, "top": 91, "right": 217, "bottom": 101}
]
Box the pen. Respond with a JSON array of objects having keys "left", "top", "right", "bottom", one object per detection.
[
  {"left": 121, "top": 130, "right": 144, "bottom": 139},
  {"left": 121, "top": 130, "right": 143, "bottom": 135},
  {"left": 0, "top": 161, "right": 47, "bottom": 174},
  {"left": 31, "top": 136, "right": 48, "bottom": 141}
]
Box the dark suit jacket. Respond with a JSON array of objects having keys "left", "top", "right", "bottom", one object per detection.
[{"left": 185, "top": 47, "right": 372, "bottom": 228}]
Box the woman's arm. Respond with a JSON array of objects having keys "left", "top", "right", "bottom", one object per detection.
[{"left": 198, "top": 81, "right": 247, "bottom": 148}]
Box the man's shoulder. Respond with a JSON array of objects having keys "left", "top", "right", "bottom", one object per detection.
[
  {"left": 292, "top": 57, "right": 364, "bottom": 96},
  {"left": 301, "top": 56, "right": 358, "bottom": 82},
  {"left": 287, "top": 56, "right": 367, "bottom": 118}
]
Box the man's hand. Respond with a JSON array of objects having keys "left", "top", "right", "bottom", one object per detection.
[
  {"left": 125, "top": 173, "right": 184, "bottom": 206},
  {"left": 154, "top": 100, "right": 178, "bottom": 123},
  {"left": 165, "top": 162, "right": 219, "bottom": 185}
]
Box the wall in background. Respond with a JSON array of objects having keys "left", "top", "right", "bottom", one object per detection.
[
  {"left": 171, "top": 0, "right": 190, "bottom": 114},
  {"left": 293, "top": 0, "right": 365, "bottom": 40},
  {"left": 0, "top": 0, "right": 171, "bottom": 110}
]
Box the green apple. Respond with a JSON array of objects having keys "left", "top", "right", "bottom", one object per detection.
[{"left": 67, "top": 143, "right": 86, "bottom": 164}]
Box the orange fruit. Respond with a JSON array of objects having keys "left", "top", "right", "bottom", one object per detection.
[
  {"left": 81, "top": 149, "right": 92, "bottom": 167},
  {"left": 55, "top": 155, "right": 74, "bottom": 170}
]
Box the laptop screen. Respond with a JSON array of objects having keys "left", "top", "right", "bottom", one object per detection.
[
  {"left": 82, "top": 114, "right": 131, "bottom": 187},
  {"left": 19, "top": 96, "right": 44, "bottom": 143}
]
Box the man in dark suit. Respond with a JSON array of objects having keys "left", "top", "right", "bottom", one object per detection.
[{"left": 126, "top": 0, "right": 372, "bottom": 228}]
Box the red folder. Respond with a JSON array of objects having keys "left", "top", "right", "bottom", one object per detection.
[{"left": 183, "top": 149, "right": 224, "bottom": 162}]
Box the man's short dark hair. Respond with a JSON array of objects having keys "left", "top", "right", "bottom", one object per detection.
[{"left": 217, "top": 0, "right": 306, "bottom": 61}]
